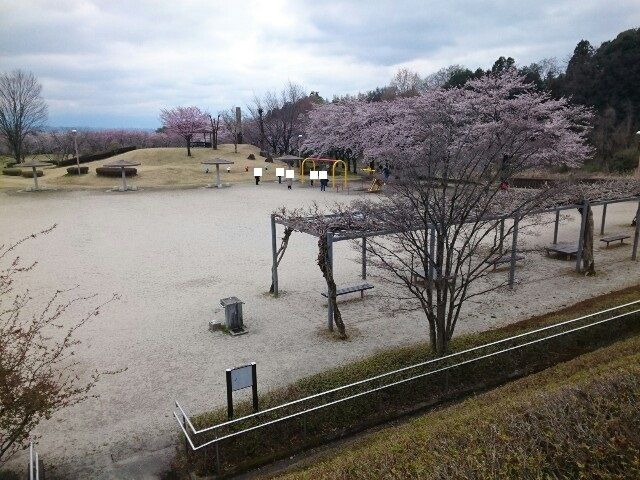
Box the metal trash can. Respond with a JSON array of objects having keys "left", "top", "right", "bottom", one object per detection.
[{"left": 220, "top": 296, "right": 244, "bottom": 332}]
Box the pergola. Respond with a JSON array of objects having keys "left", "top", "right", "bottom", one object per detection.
[
  {"left": 16, "top": 160, "right": 51, "bottom": 191},
  {"left": 103, "top": 159, "right": 141, "bottom": 192},
  {"left": 201, "top": 158, "right": 234, "bottom": 188},
  {"left": 271, "top": 195, "right": 640, "bottom": 330}
]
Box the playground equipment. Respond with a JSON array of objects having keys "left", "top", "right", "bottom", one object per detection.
[
  {"left": 368, "top": 178, "right": 383, "bottom": 192},
  {"left": 300, "top": 157, "right": 347, "bottom": 190}
]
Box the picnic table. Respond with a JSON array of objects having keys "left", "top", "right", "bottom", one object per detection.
[
  {"left": 599, "top": 233, "right": 630, "bottom": 247},
  {"left": 545, "top": 243, "right": 579, "bottom": 260},
  {"left": 321, "top": 283, "right": 374, "bottom": 300}
]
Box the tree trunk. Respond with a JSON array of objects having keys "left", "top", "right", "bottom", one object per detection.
[
  {"left": 269, "top": 227, "right": 293, "bottom": 293},
  {"left": 186, "top": 135, "right": 192, "bottom": 156},
  {"left": 580, "top": 204, "right": 596, "bottom": 275},
  {"left": 317, "top": 236, "right": 346, "bottom": 338}
]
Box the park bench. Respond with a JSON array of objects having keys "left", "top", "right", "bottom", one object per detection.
[
  {"left": 321, "top": 283, "right": 374, "bottom": 300},
  {"left": 484, "top": 252, "right": 525, "bottom": 271},
  {"left": 545, "top": 243, "right": 579, "bottom": 260},
  {"left": 599, "top": 233, "right": 630, "bottom": 247}
]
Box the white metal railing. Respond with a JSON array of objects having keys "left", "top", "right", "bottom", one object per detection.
[{"left": 175, "top": 300, "right": 640, "bottom": 451}]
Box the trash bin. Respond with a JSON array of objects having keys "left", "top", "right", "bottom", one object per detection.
[{"left": 220, "top": 296, "right": 244, "bottom": 332}]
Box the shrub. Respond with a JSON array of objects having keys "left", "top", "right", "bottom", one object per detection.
[
  {"left": 66, "top": 166, "right": 89, "bottom": 175},
  {"left": 2, "top": 168, "right": 22, "bottom": 176},
  {"left": 611, "top": 148, "right": 639, "bottom": 173},
  {"left": 96, "top": 167, "right": 137, "bottom": 177},
  {"left": 21, "top": 170, "right": 43, "bottom": 178},
  {"left": 247, "top": 153, "right": 256, "bottom": 160}
]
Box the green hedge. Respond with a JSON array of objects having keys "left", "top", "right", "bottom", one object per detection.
[
  {"left": 2, "top": 168, "right": 22, "bottom": 176},
  {"left": 66, "top": 166, "right": 89, "bottom": 175},
  {"left": 21, "top": 170, "right": 43, "bottom": 178},
  {"left": 95, "top": 167, "right": 137, "bottom": 177}
]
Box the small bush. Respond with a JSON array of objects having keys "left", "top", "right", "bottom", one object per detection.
[
  {"left": 247, "top": 153, "right": 256, "bottom": 160},
  {"left": 265, "top": 156, "right": 274, "bottom": 163},
  {"left": 96, "top": 167, "right": 137, "bottom": 177},
  {"left": 611, "top": 148, "right": 639, "bottom": 173},
  {"left": 2, "top": 168, "right": 22, "bottom": 176},
  {"left": 21, "top": 170, "right": 43, "bottom": 178},
  {"left": 66, "top": 166, "right": 89, "bottom": 175}
]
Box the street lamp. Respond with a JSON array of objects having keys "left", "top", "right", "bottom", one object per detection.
[
  {"left": 71, "top": 129, "right": 80, "bottom": 174},
  {"left": 636, "top": 131, "right": 640, "bottom": 179},
  {"left": 297, "top": 134, "right": 303, "bottom": 155}
]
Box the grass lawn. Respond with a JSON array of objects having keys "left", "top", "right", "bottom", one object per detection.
[
  {"left": 1, "top": 145, "right": 280, "bottom": 190},
  {"left": 273, "top": 329, "right": 640, "bottom": 479},
  {"left": 0, "top": 145, "right": 362, "bottom": 190}
]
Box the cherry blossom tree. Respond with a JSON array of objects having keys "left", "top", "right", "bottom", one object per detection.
[
  {"left": 159, "top": 106, "right": 209, "bottom": 156},
  {"left": 284, "top": 71, "right": 595, "bottom": 352}
]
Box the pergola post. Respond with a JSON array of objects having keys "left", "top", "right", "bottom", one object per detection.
[
  {"left": 327, "top": 232, "right": 334, "bottom": 331},
  {"left": 216, "top": 164, "right": 221, "bottom": 188},
  {"left": 270, "top": 214, "right": 279, "bottom": 297},
  {"left": 509, "top": 212, "right": 519, "bottom": 288},
  {"left": 361, "top": 237, "right": 367, "bottom": 279},
  {"left": 576, "top": 200, "right": 588, "bottom": 272},
  {"left": 632, "top": 201, "right": 640, "bottom": 261},
  {"left": 600, "top": 203, "right": 607, "bottom": 235},
  {"left": 428, "top": 226, "right": 435, "bottom": 282},
  {"left": 553, "top": 209, "right": 560, "bottom": 244}
]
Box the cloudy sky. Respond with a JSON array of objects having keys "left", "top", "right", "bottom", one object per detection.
[{"left": 1, "top": 0, "right": 638, "bottom": 128}]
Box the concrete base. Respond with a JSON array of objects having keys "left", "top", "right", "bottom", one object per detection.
[
  {"left": 208, "top": 321, "right": 247, "bottom": 335},
  {"left": 111, "top": 185, "right": 138, "bottom": 192}
]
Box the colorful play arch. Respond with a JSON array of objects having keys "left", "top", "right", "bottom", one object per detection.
[{"left": 300, "top": 157, "right": 348, "bottom": 189}]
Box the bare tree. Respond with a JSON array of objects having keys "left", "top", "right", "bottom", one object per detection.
[
  {"left": 0, "top": 227, "right": 121, "bottom": 465},
  {"left": 0, "top": 70, "right": 48, "bottom": 163},
  {"left": 221, "top": 108, "right": 239, "bottom": 153},
  {"left": 247, "top": 82, "right": 310, "bottom": 155},
  {"left": 389, "top": 68, "right": 423, "bottom": 96}
]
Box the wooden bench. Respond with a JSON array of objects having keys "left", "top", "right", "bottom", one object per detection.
[
  {"left": 410, "top": 269, "right": 458, "bottom": 288},
  {"left": 321, "top": 283, "right": 374, "bottom": 300},
  {"left": 600, "top": 233, "right": 630, "bottom": 247},
  {"left": 484, "top": 253, "right": 525, "bottom": 271},
  {"left": 545, "top": 243, "right": 578, "bottom": 260}
]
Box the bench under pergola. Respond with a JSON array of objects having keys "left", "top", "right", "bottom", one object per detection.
[{"left": 270, "top": 195, "right": 640, "bottom": 330}]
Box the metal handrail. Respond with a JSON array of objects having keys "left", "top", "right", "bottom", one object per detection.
[
  {"left": 176, "top": 299, "right": 640, "bottom": 436},
  {"left": 178, "top": 306, "right": 639, "bottom": 450}
]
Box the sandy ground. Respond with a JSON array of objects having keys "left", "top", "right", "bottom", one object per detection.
[{"left": 1, "top": 183, "right": 639, "bottom": 479}]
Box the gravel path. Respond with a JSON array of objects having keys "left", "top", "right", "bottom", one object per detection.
[{"left": 2, "top": 184, "right": 638, "bottom": 479}]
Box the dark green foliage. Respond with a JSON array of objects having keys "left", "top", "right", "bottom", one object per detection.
[
  {"left": 95, "top": 167, "right": 137, "bottom": 177},
  {"left": 611, "top": 148, "right": 639, "bottom": 172},
  {"left": 1, "top": 168, "right": 21, "bottom": 176},
  {"left": 66, "top": 166, "right": 89, "bottom": 175}
]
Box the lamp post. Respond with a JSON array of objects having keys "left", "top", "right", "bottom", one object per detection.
[
  {"left": 635, "top": 131, "right": 640, "bottom": 179},
  {"left": 71, "top": 129, "right": 80, "bottom": 174}
]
